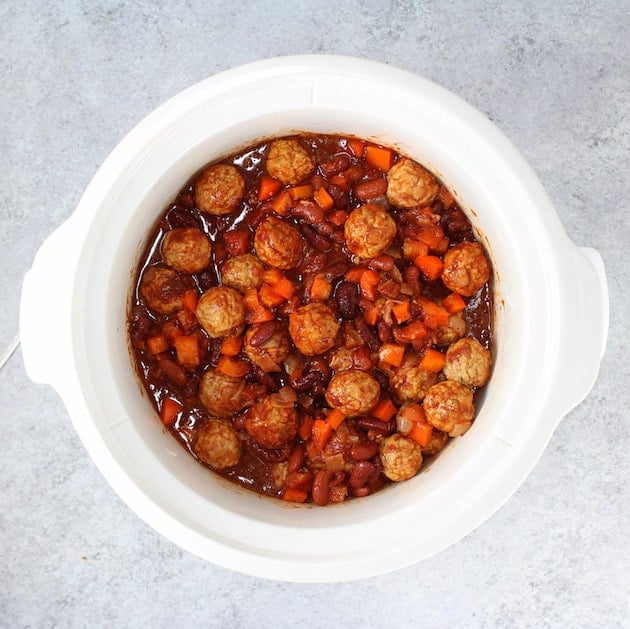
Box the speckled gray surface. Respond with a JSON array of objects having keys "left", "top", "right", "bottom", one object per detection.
[{"left": 1, "top": 1, "right": 628, "bottom": 626}]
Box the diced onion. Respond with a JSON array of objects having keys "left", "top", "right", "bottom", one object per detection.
[{"left": 396, "top": 415, "right": 414, "bottom": 435}]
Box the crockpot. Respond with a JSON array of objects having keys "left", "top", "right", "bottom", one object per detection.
[{"left": 19, "top": 56, "right": 608, "bottom": 582}]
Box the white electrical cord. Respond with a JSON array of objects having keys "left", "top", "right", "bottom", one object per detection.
[{"left": 0, "top": 333, "right": 20, "bottom": 371}]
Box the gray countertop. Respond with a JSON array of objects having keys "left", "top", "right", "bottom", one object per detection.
[{"left": 1, "top": 1, "right": 628, "bottom": 626}]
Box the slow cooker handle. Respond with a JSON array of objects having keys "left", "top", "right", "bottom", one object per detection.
[
  {"left": 20, "top": 218, "right": 78, "bottom": 388},
  {"left": 550, "top": 245, "right": 608, "bottom": 419}
]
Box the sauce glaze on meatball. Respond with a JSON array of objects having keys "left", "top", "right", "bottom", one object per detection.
[
  {"left": 193, "top": 419, "right": 241, "bottom": 469},
  {"left": 288, "top": 303, "right": 340, "bottom": 356},
  {"left": 195, "top": 286, "right": 245, "bottom": 338},
  {"left": 441, "top": 242, "right": 491, "bottom": 297},
  {"left": 325, "top": 370, "right": 381, "bottom": 417},
  {"left": 266, "top": 139, "right": 315, "bottom": 184},
  {"left": 194, "top": 163, "right": 245, "bottom": 215},
  {"left": 161, "top": 227, "right": 212, "bottom": 274},
  {"left": 443, "top": 337, "right": 492, "bottom": 387},
  {"left": 379, "top": 434, "right": 423, "bottom": 481},
  {"left": 254, "top": 216, "right": 303, "bottom": 270},
  {"left": 220, "top": 253, "right": 265, "bottom": 293},
  {"left": 139, "top": 265, "right": 193, "bottom": 315},
  {"left": 245, "top": 388, "right": 298, "bottom": 449},
  {"left": 198, "top": 369, "right": 248, "bottom": 417},
  {"left": 344, "top": 202, "right": 396, "bottom": 259},
  {"left": 386, "top": 157, "right": 439, "bottom": 208},
  {"left": 423, "top": 380, "right": 475, "bottom": 436}
]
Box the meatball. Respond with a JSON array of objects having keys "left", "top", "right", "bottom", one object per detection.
[
  {"left": 421, "top": 429, "right": 449, "bottom": 455},
  {"left": 325, "top": 370, "right": 380, "bottom": 417},
  {"left": 195, "top": 286, "right": 245, "bottom": 338},
  {"left": 254, "top": 216, "right": 303, "bottom": 270},
  {"left": 220, "top": 253, "right": 264, "bottom": 293},
  {"left": 433, "top": 312, "right": 467, "bottom": 346},
  {"left": 443, "top": 337, "right": 492, "bottom": 387},
  {"left": 386, "top": 157, "right": 439, "bottom": 209},
  {"left": 288, "top": 303, "right": 340, "bottom": 356},
  {"left": 161, "top": 227, "right": 212, "bottom": 274},
  {"left": 193, "top": 419, "right": 241, "bottom": 469},
  {"left": 344, "top": 203, "right": 396, "bottom": 259},
  {"left": 379, "top": 434, "right": 423, "bottom": 482},
  {"left": 198, "top": 368, "right": 247, "bottom": 417},
  {"left": 244, "top": 324, "right": 291, "bottom": 372},
  {"left": 441, "top": 242, "right": 491, "bottom": 297},
  {"left": 194, "top": 163, "right": 245, "bottom": 215},
  {"left": 245, "top": 387, "right": 298, "bottom": 449},
  {"left": 265, "top": 138, "right": 315, "bottom": 185},
  {"left": 423, "top": 380, "right": 475, "bottom": 436},
  {"left": 389, "top": 365, "right": 438, "bottom": 404},
  {"left": 139, "top": 265, "right": 193, "bottom": 315}
]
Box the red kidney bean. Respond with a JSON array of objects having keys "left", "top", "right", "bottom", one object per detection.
[
  {"left": 378, "top": 320, "right": 393, "bottom": 343},
  {"left": 352, "top": 346, "right": 373, "bottom": 371},
  {"left": 130, "top": 310, "right": 153, "bottom": 343},
  {"left": 354, "top": 177, "right": 387, "bottom": 201},
  {"left": 367, "top": 254, "right": 395, "bottom": 272},
  {"left": 312, "top": 469, "right": 330, "bottom": 506},
  {"left": 298, "top": 250, "right": 327, "bottom": 274},
  {"left": 291, "top": 200, "right": 324, "bottom": 224},
  {"left": 357, "top": 416, "right": 395, "bottom": 436},
  {"left": 292, "top": 369, "right": 322, "bottom": 393},
  {"left": 287, "top": 444, "right": 306, "bottom": 473},
  {"left": 331, "top": 229, "right": 346, "bottom": 244},
  {"left": 316, "top": 220, "right": 334, "bottom": 236},
  {"left": 349, "top": 461, "right": 375, "bottom": 489},
  {"left": 371, "top": 368, "right": 389, "bottom": 391},
  {"left": 251, "top": 365, "right": 279, "bottom": 390},
  {"left": 167, "top": 207, "right": 199, "bottom": 228},
  {"left": 232, "top": 412, "right": 247, "bottom": 431},
  {"left": 308, "top": 357, "right": 330, "bottom": 383},
  {"left": 327, "top": 184, "right": 348, "bottom": 210},
  {"left": 324, "top": 259, "right": 351, "bottom": 280},
  {"left": 224, "top": 229, "right": 250, "bottom": 256},
  {"left": 403, "top": 265, "right": 421, "bottom": 295},
  {"left": 335, "top": 281, "right": 358, "bottom": 319},
  {"left": 157, "top": 357, "right": 188, "bottom": 387},
  {"left": 181, "top": 373, "right": 200, "bottom": 398},
  {"left": 208, "top": 338, "right": 222, "bottom": 367},
  {"left": 355, "top": 316, "right": 380, "bottom": 351},
  {"left": 300, "top": 224, "right": 332, "bottom": 251},
  {"left": 248, "top": 320, "right": 277, "bottom": 347},
  {"left": 329, "top": 471, "right": 347, "bottom": 488},
  {"left": 177, "top": 191, "right": 195, "bottom": 208},
  {"left": 350, "top": 442, "right": 378, "bottom": 461},
  {"left": 196, "top": 269, "right": 218, "bottom": 291},
  {"left": 350, "top": 486, "right": 371, "bottom": 498}
]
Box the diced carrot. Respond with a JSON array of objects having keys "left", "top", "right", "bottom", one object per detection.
[
  {"left": 273, "top": 276, "right": 295, "bottom": 300},
  {"left": 310, "top": 275, "right": 332, "bottom": 301},
  {"left": 314, "top": 187, "right": 334, "bottom": 212},
  {"left": 442, "top": 292, "right": 466, "bottom": 314},
  {"left": 216, "top": 355, "right": 250, "bottom": 378},
  {"left": 329, "top": 210, "right": 348, "bottom": 226},
  {"left": 243, "top": 288, "right": 260, "bottom": 311},
  {"left": 392, "top": 300, "right": 411, "bottom": 324},
  {"left": 414, "top": 255, "right": 445, "bottom": 281},
  {"left": 408, "top": 421, "right": 433, "bottom": 447},
  {"left": 366, "top": 146, "right": 394, "bottom": 171},
  {"left": 220, "top": 335, "right": 242, "bottom": 357},
  {"left": 146, "top": 335, "right": 169, "bottom": 355},
  {"left": 160, "top": 398, "right": 182, "bottom": 427},
  {"left": 378, "top": 343, "right": 406, "bottom": 368},
  {"left": 177, "top": 308, "right": 198, "bottom": 332},
  {"left": 347, "top": 138, "right": 365, "bottom": 158},
  {"left": 418, "top": 298, "right": 450, "bottom": 329},
  {"left": 262, "top": 268, "right": 283, "bottom": 285},
  {"left": 345, "top": 266, "right": 366, "bottom": 283},
  {"left": 433, "top": 237, "right": 450, "bottom": 255},
  {"left": 311, "top": 418, "right": 333, "bottom": 452},
  {"left": 259, "top": 283, "right": 285, "bottom": 307},
  {"left": 403, "top": 239, "right": 429, "bottom": 260},
  {"left": 416, "top": 225, "right": 445, "bottom": 251},
  {"left": 330, "top": 174, "right": 349, "bottom": 191},
  {"left": 398, "top": 403, "right": 426, "bottom": 424},
  {"left": 419, "top": 349, "right": 446, "bottom": 372},
  {"left": 282, "top": 487, "right": 308, "bottom": 503},
  {"left": 182, "top": 289, "right": 199, "bottom": 312},
  {"left": 395, "top": 320, "right": 428, "bottom": 343},
  {"left": 247, "top": 306, "right": 275, "bottom": 324},
  {"left": 173, "top": 335, "right": 200, "bottom": 366},
  {"left": 258, "top": 175, "right": 282, "bottom": 201},
  {"left": 372, "top": 399, "right": 398, "bottom": 422},
  {"left": 162, "top": 321, "right": 184, "bottom": 341},
  {"left": 289, "top": 184, "right": 314, "bottom": 200},
  {"left": 359, "top": 269, "right": 380, "bottom": 301},
  {"left": 298, "top": 415, "right": 315, "bottom": 441},
  {"left": 224, "top": 229, "right": 250, "bottom": 256},
  {"left": 365, "top": 305, "right": 379, "bottom": 326},
  {"left": 271, "top": 190, "right": 292, "bottom": 215},
  {"left": 326, "top": 409, "right": 346, "bottom": 430}
]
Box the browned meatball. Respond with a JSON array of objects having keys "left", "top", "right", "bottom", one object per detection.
[
  {"left": 288, "top": 303, "right": 340, "bottom": 356},
  {"left": 441, "top": 242, "right": 491, "bottom": 297},
  {"left": 443, "top": 337, "right": 492, "bottom": 387},
  {"left": 421, "top": 429, "right": 449, "bottom": 455},
  {"left": 220, "top": 253, "right": 264, "bottom": 293},
  {"left": 379, "top": 434, "right": 423, "bottom": 481},
  {"left": 266, "top": 138, "right": 315, "bottom": 185},
  {"left": 161, "top": 227, "right": 212, "bottom": 274},
  {"left": 245, "top": 387, "right": 298, "bottom": 449},
  {"left": 198, "top": 369, "right": 247, "bottom": 417},
  {"left": 325, "top": 370, "right": 380, "bottom": 417},
  {"left": 344, "top": 203, "right": 396, "bottom": 259},
  {"left": 195, "top": 286, "right": 245, "bottom": 338},
  {"left": 433, "top": 312, "right": 467, "bottom": 346},
  {"left": 386, "top": 157, "right": 439, "bottom": 209},
  {"left": 423, "top": 380, "right": 475, "bottom": 436},
  {"left": 193, "top": 419, "right": 241, "bottom": 469},
  {"left": 194, "top": 164, "right": 245, "bottom": 215},
  {"left": 139, "top": 265, "right": 193, "bottom": 315},
  {"left": 244, "top": 324, "right": 291, "bottom": 372},
  {"left": 254, "top": 216, "right": 303, "bottom": 270},
  {"left": 389, "top": 365, "right": 438, "bottom": 404}
]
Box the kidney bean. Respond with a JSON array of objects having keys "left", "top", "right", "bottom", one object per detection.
[
  {"left": 177, "top": 191, "right": 195, "bottom": 208},
  {"left": 350, "top": 486, "right": 371, "bottom": 498},
  {"left": 292, "top": 370, "right": 322, "bottom": 393},
  {"left": 335, "top": 281, "right": 357, "bottom": 319},
  {"left": 298, "top": 250, "right": 326, "bottom": 275},
  {"left": 248, "top": 320, "right": 277, "bottom": 347},
  {"left": 308, "top": 356, "right": 330, "bottom": 383},
  {"left": 181, "top": 373, "right": 200, "bottom": 398},
  {"left": 167, "top": 207, "right": 199, "bottom": 228},
  {"left": 367, "top": 254, "right": 395, "bottom": 272},
  {"left": 403, "top": 265, "right": 421, "bottom": 295},
  {"left": 324, "top": 259, "right": 351, "bottom": 280},
  {"left": 371, "top": 368, "right": 389, "bottom": 391},
  {"left": 208, "top": 337, "right": 222, "bottom": 367},
  {"left": 251, "top": 365, "right": 279, "bottom": 390},
  {"left": 352, "top": 346, "right": 373, "bottom": 371},
  {"left": 354, "top": 177, "right": 387, "bottom": 201},
  {"left": 301, "top": 224, "right": 332, "bottom": 252},
  {"left": 291, "top": 200, "right": 324, "bottom": 224},
  {"left": 377, "top": 320, "right": 393, "bottom": 343},
  {"left": 312, "top": 469, "right": 330, "bottom": 506},
  {"left": 287, "top": 444, "right": 306, "bottom": 473},
  {"left": 350, "top": 442, "right": 378, "bottom": 461},
  {"left": 327, "top": 184, "right": 348, "bottom": 210},
  {"left": 232, "top": 412, "right": 247, "bottom": 431},
  {"left": 157, "top": 357, "right": 188, "bottom": 387},
  {"left": 224, "top": 229, "right": 250, "bottom": 256},
  {"left": 431, "top": 199, "right": 444, "bottom": 213},
  {"left": 316, "top": 220, "right": 334, "bottom": 236},
  {"left": 331, "top": 229, "right": 346, "bottom": 244},
  {"left": 196, "top": 269, "right": 217, "bottom": 291},
  {"left": 355, "top": 316, "right": 380, "bottom": 351},
  {"left": 349, "top": 461, "right": 375, "bottom": 489},
  {"left": 357, "top": 416, "right": 395, "bottom": 436},
  {"left": 286, "top": 471, "right": 313, "bottom": 489}
]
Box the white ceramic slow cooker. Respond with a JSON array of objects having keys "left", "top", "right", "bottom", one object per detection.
[{"left": 20, "top": 56, "right": 608, "bottom": 582}]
